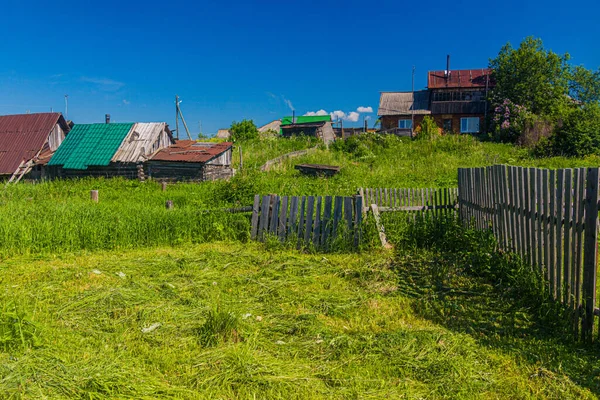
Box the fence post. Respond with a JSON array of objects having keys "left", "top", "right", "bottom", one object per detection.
[{"left": 582, "top": 168, "right": 599, "bottom": 342}]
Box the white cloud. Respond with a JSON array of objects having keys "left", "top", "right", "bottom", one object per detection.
[
  {"left": 365, "top": 115, "right": 371, "bottom": 121},
  {"left": 346, "top": 112, "right": 360, "bottom": 122},
  {"left": 357, "top": 106, "right": 373, "bottom": 113},
  {"left": 330, "top": 110, "right": 346, "bottom": 121},
  {"left": 122, "top": 99, "right": 130, "bottom": 105},
  {"left": 304, "top": 109, "right": 328, "bottom": 116}
]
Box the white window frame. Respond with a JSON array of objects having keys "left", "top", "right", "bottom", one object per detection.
[
  {"left": 460, "top": 117, "right": 480, "bottom": 133},
  {"left": 398, "top": 119, "right": 412, "bottom": 129}
]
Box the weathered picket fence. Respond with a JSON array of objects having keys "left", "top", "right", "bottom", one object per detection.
[
  {"left": 458, "top": 165, "right": 600, "bottom": 342},
  {"left": 358, "top": 187, "right": 458, "bottom": 213},
  {"left": 250, "top": 195, "right": 363, "bottom": 250}
]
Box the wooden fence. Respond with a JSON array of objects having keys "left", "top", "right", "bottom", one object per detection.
[
  {"left": 458, "top": 165, "right": 600, "bottom": 342},
  {"left": 358, "top": 187, "right": 458, "bottom": 213},
  {"left": 250, "top": 195, "right": 363, "bottom": 250}
]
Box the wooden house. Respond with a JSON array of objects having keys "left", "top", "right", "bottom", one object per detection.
[
  {"left": 377, "top": 90, "right": 431, "bottom": 135},
  {"left": 280, "top": 115, "right": 335, "bottom": 144},
  {"left": 427, "top": 67, "right": 493, "bottom": 134},
  {"left": 146, "top": 141, "right": 233, "bottom": 182},
  {"left": 377, "top": 57, "right": 494, "bottom": 136},
  {"left": 0, "top": 112, "right": 70, "bottom": 182},
  {"left": 48, "top": 122, "right": 173, "bottom": 179}
]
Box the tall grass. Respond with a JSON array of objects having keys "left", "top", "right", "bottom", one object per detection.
[{"left": 2, "top": 134, "right": 599, "bottom": 256}]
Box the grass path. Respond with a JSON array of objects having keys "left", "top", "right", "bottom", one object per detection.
[{"left": 0, "top": 242, "right": 596, "bottom": 398}]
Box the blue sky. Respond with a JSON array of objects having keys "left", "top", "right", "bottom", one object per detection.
[{"left": 1, "top": 0, "right": 599, "bottom": 136}]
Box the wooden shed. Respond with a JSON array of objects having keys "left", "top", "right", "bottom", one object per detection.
[
  {"left": 0, "top": 112, "right": 70, "bottom": 182},
  {"left": 146, "top": 141, "right": 233, "bottom": 182},
  {"left": 48, "top": 122, "right": 173, "bottom": 179}
]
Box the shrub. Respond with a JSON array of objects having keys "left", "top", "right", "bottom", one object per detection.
[
  {"left": 415, "top": 116, "right": 440, "bottom": 140},
  {"left": 230, "top": 120, "right": 259, "bottom": 141}
]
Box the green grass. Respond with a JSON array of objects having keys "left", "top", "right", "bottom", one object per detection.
[
  {"left": 1, "top": 135, "right": 600, "bottom": 397},
  {"left": 0, "top": 241, "right": 597, "bottom": 399},
  {"left": 2, "top": 134, "right": 598, "bottom": 256}
]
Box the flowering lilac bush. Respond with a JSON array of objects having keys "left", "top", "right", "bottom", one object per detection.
[{"left": 492, "top": 99, "right": 531, "bottom": 143}]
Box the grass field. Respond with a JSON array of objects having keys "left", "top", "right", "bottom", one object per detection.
[
  {"left": 1, "top": 241, "right": 598, "bottom": 399},
  {"left": 2, "top": 134, "right": 600, "bottom": 398}
]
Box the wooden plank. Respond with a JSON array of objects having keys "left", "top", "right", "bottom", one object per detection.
[
  {"left": 370, "top": 204, "right": 388, "bottom": 248},
  {"left": 376, "top": 188, "right": 381, "bottom": 207},
  {"left": 501, "top": 165, "right": 510, "bottom": 250},
  {"left": 322, "top": 196, "right": 333, "bottom": 248},
  {"left": 269, "top": 196, "right": 280, "bottom": 235},
  {"left": 312, "top": 196, "right": 322, "bottom": 247},
  {"left": 297, "top": 196, "right": 306, "bottom": 249},
  {"left": 543, "top": 170, "right": 550, "bottom": 283},
  {"left": 536, "top": 168, "right": 544, "bottom": 274},
  {"left": 574, "top": 168, "right": 586, "bottom": 337},
  {"left": 304, "top": 196, "right": 315, "bottom": 245},
  {"left": 289, "top": 196, "right": 299, "bottom": 237},
  {"left": 354, "top": 195, "right": 363, "bottom": 248},
  {"left": 556, "top": 170, "right": 565, "bottom": 303},
  {"left": 523, "top": 168, "right": 532, "bottom": 264},
  {"left": 549, "top": 170, "right": 557, "bottom": 299},
  {"left": 384, "top": 188, "right": 389, "bottom": 207},
  {"left": 515, "top": 167, "right": 523, "bottom": 256},
  {"left": 250, "top": 195, "right": 260, "bottom": 240},
  {"left": 332, "top": 196, "right": 343, "bottom": 239},
  {"left": 278, "top": 196, "right": 288, "bottom": 242},
  {"left": 508, "top": 167, "right": 517, "bottom": 251},
  {"left": 258, "top": 195, "right": 271, "bottom": 241},
  {"left": 570, "top": 169, "right": 581, "bottom": 311},
  {"left": 582, "top": 168, "right": 599, "bottom": 342},
  {"left": 564, "top": 169, "right": 573, "bottom": 306},
  {"left": 344, "top": 197, "right": 354, "bottom": 233},
  {"left": 529, "top": 167, "right": 538, "bottom": 268}
]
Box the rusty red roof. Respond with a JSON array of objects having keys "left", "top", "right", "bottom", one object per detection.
[
  {"left": 0, "top": 113, "right": 69, "bottom": 174},
  {"left": 428, "top": 69, "right": 494, "bottom": 89},
  {"left": 149, "top": 140, "right": 232, "bottom": 163}
]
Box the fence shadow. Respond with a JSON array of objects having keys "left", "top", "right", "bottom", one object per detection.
[{"left": 392, "top": 248, "right": 600, "bottom": 395}]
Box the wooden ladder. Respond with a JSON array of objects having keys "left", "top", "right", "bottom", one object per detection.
[{"left": 7, "top": 159, "right": 35, "bottom": 185}]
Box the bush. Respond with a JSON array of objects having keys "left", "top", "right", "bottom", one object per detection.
[
  {"left": 549, "top": 104, "right": 600, "bottom": 157},
  {"left": 230, "top": 120, "right": 259, "bottom": 141},
  {"left": 415, "top": 116, "right": 440, "bottom": 140}
]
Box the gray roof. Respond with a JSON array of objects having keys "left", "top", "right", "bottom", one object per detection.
[
  {"left": 258, "top": 120, "right": 281, "bottom": 133},
  {"left": 377, "top": 90, "right": 431, "bottom": 116},
  {"left": 111, "top": 122, "right": 174, "bottom": 163}
]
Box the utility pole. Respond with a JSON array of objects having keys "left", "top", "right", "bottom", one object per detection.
[
  {"left": 64, "top": 94, "right": 69, "bottom": 120},
  {"left": 175, "top": 95, "right": 180, "bottom": 140},
  {"left": 411, "top": 66, "right": 415, "bottom": 139}
]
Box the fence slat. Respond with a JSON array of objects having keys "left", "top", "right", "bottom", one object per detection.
[
  {"left": 549, "top": 170, "right": 557, "bottom": 299},
  {"left": 564, "top": 169, "right": 573, "bottom": 306},
  {"left": 332, "top": 196, "right": 343, "bottom": 239},
  {"left": 304, "top": 196, "right": 315, "bottom": 245},
  {"left": 583, "top": 168, "right": 599, "bottom": 342},
  {"left": 278, "top": 196, "right": 288, "bottom": 242},
  {"left": 574, "top": 168, "right": 586, "bottom": 338},
  {"left": 322, "top": 196, "right": 333, "bottom": 249},
  {"left": 536, "top": 168, "right": 544, "bottom": 273},
  {"left": 258, "top": 195, "right": 271, "bottom": 241},
  {"left": 297, "top": 196, "right": 306, "bottom": 249},
  {"left": 289, "top": 196, "right": 299, "bottom": 237},
  {"left": 354, "top": 195, "right": 363, "bottom": 248},
  {"left": 344, "top": 197, "right": 354, "bottom": 233},
  {"left": 251, "top": 195, "right": 260, "bottom": 240},
  {"left": 556, "top": 170, "right": 565, "bottom": 303},
  {"left": 269, "top": 196, "right": 280, "bottom": 235},
  {"left": 312, "top": 196, "right": 322, "bottom": 246},
  {"left": 542, "top": 170, "right": 550, "bottom": 284}
]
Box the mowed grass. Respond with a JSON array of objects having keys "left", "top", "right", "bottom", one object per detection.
[{"left": 0, "top": 242, "right": 597, "bottom": 399}]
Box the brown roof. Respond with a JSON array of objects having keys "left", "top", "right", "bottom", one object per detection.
[
  {"left": 149, "top": 140, "right": 232, "bottom": 163},
  {"left": 428, "top": 69, "right": 494, "bottom": 89},
  {"left": 0, "top": 112, "right": 69, "bottom": 174},
  {"left": 378, "top": 90, "right": 431, "bottom": 116}
]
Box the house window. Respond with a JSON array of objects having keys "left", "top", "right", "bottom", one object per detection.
[
  {"left": 460, "top": 117, "right": 480, "bottom": 133},
  {"left": 398, "top": 119, "right": 412, "bottom": 129},
  {"left": 443, "top": 119, "right": 452, "bottom": 132}
]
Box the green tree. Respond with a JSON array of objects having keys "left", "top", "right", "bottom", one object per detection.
[
  {"left": 570, "top": 66, "right": 600, "bottom": 104},
  {"left": 229, "top": 119, "right": 259, "bottom": 141},
  {"left": 489, "top": 37, "right": 572, "bottom": 116}
]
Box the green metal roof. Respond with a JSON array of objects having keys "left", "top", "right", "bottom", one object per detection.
[
  {"left": 48, "top": 123, "right": 134, "bottom": 170},
  {"left": 281, "top": 115, "right": 331, "bottom": 125}
]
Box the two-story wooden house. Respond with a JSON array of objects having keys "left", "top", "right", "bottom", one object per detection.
[
  {"left": 427, "top": 67, "right": 493, "bottom": 134},
  {"left": 377, "top": 58, "right": 494, "bottom": 136}
]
